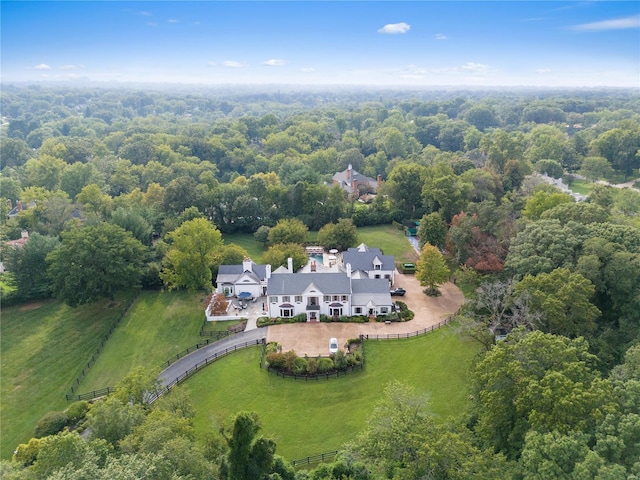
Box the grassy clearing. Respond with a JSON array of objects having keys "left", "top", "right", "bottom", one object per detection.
[
  {"left": 566, "top": 179, "right": 594, "bottom": 196},
  {"left": 186, "top": 325, "right": 478, "bottom": 461},
  {"left": 223, "top": 233, "right": 266, "bottom": 263},
  {"left": 357, "top": 225, "right": 418, "bottom": 264},
  {"left": 78, "top": 290, "right": 206, "bottom": 392},
  {"left": 0, "top": 295, "right": 133, "bottom": 460}
]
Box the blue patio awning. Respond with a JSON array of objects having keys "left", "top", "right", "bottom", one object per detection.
[{"left": 238, "top": 292, "right": 252, "bottom": 299}]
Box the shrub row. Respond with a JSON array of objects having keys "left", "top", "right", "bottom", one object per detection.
[
  {"left": 256, "top": 304, "right": 414, "bottom": 327},
  {"left": 264, "top": 342, "right": 363, "bottom": 376}
]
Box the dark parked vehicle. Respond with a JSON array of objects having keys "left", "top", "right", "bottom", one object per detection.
[{"left": 390, "top": 288, "right": 406, "bottom": 296}]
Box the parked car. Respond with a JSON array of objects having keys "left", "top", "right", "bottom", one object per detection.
[
  {"left": 390, "top": 287, "right": 406, "bottom": 296},
  {"left": 329, "top": 337, "right": 339, "bottom": 354}
]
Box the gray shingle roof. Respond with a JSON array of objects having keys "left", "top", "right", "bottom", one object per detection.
[
  {"left": 351, "top": 279, "right": 393, "bottom": 307},
  {"left": 351, "top": 278, "right": 391, "bottom": 294},
  {"left": 267, "top": 272, "right": 352, "bottom": 295},
  {"left": 343, "top": 244, "right": 395, "bottom": 271},
  {"left": 216, "top": 263, "right": 268, "bottom": 285}
]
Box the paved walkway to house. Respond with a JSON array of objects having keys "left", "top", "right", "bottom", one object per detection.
[{"left": 265, "top": 273, "right": 464, "bottom": 356}]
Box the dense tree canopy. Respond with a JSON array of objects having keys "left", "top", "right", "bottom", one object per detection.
[
  {"left": 160, "top": 218, "right": 223, "bottom": 292},
  {"left": 46, "top": 223, "right": 146, "bottom": 306}
]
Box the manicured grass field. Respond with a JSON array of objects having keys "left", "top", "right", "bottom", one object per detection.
[
  {"left": 0, "top": 294, "right": 134, "bottom": 460},
  {"left": 223, "top": 233, "right": 267, "bottom": 262},
  {"left": 78, "top": 290, "right": 207, "bottom": 393},
  {"left": 357, "top": 225, "right": 418, "bottom": 264},
  {"left": 185, "top": 325, "right": 478, "bottom": 461}
]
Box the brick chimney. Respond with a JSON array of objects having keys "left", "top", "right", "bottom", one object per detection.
[
  {"left": 311, "top": 260, "right": 316, "bottom": 272},
  {"left": 377, "top": 174, "right": 382, "bottom": 187}
]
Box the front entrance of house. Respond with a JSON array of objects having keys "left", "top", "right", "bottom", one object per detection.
[{"left": 308, "top": 312, "right": 318, "bottom": 322}]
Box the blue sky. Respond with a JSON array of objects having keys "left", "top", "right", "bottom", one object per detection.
[{"left": 1, "top": 1, "right": 639, "bottom": 87}]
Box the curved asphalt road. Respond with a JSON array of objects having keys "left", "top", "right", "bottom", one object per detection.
[{"left": 158, "top": 328, "right": 268, "bottom": 388}]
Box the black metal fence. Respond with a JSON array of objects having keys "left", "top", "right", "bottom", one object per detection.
[
  {"left": 67, "top": 387, "right": 118, "bottom": 402},
  {"left": 199, "top": 328, "right": 234, "bottom": 339},
  {"left": 359, "top": 316, "right": 452, "bottom": 340},
  {"left": 65, "top": 292, "right": 139, "bottom": 401},
  {"left": 264, "top": 363, "right": 363, "bottom": 380},
  {"left": 160, "top": 339, "right": 217, "bottom": 369},
  {"left": 68, "top": 339, "right": 264, "bottom": 403},
  {"left": 151, "top": 339, "right": 264, "bottom": 401},
  {"left": 290, "top": 450, "right": 339, "bottom": 467}
]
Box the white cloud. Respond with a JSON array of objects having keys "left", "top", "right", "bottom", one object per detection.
[
  {"left": 434, "top": 33, "right": 448, "bottom": 40},
  {"left": 262, "top": 59, "right": 286, "bottom": 66},
  {"left": 59, "top": 64, "right": 84, "bottom": 70},
  {"left": 223, "top": 60, "right": 248, "bottom": 68},
  {"left": 33, "top": 64, "right": 51, "bottom": 70},
  {"left": 378, "top": 22, "right": 410, "bottom": 34},
  {"left": 571, "top": 15, "right": 640, "bottom": 32},
  {"left": 208, "top": 61, "right": 217, "bottom": 66},
  {"left": 460, "top": 62, "right": 489, "bottom": 73},
  {"left": 536, "top": 68, "right": 552, "bottom": 74}
]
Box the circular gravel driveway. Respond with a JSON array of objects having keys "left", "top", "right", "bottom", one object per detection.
[{"left": 265, "top": 272, "right": 465, "bottom": 355}]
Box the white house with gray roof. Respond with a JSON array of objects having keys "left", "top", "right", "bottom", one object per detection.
[
  {"left": 267, "top": 265, "right": 393, "bottom": 321},
  {"left": 341, "top": 243, "right": 396, "bottom": 285},
  {"left": 215, "top": 258, "right": 270, "bottom": 298}
]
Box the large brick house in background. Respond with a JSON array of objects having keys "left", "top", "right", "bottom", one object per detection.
[{"left": 332, "top": 164, "right": 381, "bottom": 199}]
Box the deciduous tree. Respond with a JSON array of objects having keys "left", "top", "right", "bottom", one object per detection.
[
  {"left": 160, "top": 218, "right": 223, "bottom": 292},
  {"left": 47, "top": 223, "right": 146, "bottom": 306},
  {"left": 3, "top": 232, "right": 59, "bottom": 301},
  {"left": 416, "top": 243, "right": 449, "bottom": 295},
  {"left": 471, "top": 329, "right": 613, "bottom": 459},
  {"left": 317, "top": 218, "right": 357, "bottom": 251},
  {"left": 262, "top": 243, "right": 307, "bottom": 271},
  {"left": 221, "top": 411, "right": 276, "bottom": 480},
  {"left": 514, "top": 268, "right": 600, "bottom": 338}
]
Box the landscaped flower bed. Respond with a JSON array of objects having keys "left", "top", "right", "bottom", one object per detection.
[{"left": 262, "top": 339, "right": 363, "bottom": 377}]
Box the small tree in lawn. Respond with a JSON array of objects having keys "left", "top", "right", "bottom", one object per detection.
[{"left": 416, "top": 243, "right": 449, "bottom": 296}]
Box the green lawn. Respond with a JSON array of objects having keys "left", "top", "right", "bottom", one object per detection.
[
  {"left": 223, "top": 233, "right": 267, "bottom": 263},
  {"left": 567, "top": 179, "right": 594, "bottom": 196},
  {"left": 78, "top": 290, "right": 206, "bottom": 393},
  {"left": 0, "top": 294, "right": 134, "bottom": 460},
  {"left": 357, "top": 225, "right": 418, "bottom": 264},
  {"left": 185, "top": 325, "right": 478, "bottom": 461},
  {"left": 223, "top": 224, "right": 416, "bottom": 266}
]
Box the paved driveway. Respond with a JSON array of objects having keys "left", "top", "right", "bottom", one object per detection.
[{"left": 266, "top": 272, "right": 464, "bottom": 355}]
